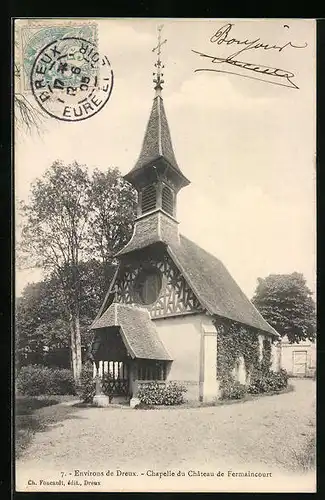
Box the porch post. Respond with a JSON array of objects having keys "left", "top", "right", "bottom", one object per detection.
[
  {"left": 129, "top": 360, "right": 140, "bottom": 408},
  {"left": 93, "top": 359, "right": 111, "bottom": 407},
  {"left": 95, "top": 376, "right": 102, "bottom": 396}
]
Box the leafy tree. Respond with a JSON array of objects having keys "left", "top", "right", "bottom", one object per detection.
[
  {"left": 19, "top": 161, "right": 92, "bottom": 380},
  {"left": 252, "top": 272, "right": 316, "bottom": 343},
  {"left": 16, "top": 281, "right": 56, "bottom": 366},
  {"left": 18, "top": 161, "right": 136, "bottom": 380},
  {"left": 15, "top": 260, "right": 114, "bottom": 369},
  {"left": 87, "top": 168, "right": 137, "bottom": 283}
]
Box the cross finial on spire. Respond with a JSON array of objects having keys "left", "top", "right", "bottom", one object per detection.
[{"left": 152, "top": 25, "right": 167, "bottom": 96}]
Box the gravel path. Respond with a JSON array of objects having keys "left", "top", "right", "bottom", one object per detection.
[{"left": 16, "top": 379, "right": 316, "bottom": 491}]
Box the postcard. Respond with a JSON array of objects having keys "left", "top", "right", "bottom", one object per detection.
[{"left": 14, "top": 18, "right": 316, "bottom": 493}]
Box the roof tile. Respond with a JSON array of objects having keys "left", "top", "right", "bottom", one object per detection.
[
  {"left": 168, "top": 235, "right": 279, "bottom": 337},
  {"left": 131, "top": 96, "right": 181, "bottom": 173},
  {"left": 91, "top": 303, "right": 172, "bottom": 360}
]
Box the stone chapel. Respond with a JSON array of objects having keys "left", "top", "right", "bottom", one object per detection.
[{"left": 89, "top": 29, "right": 280, "bottom": 405}]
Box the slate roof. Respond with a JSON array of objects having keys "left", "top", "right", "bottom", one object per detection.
[
  {"left": 128, "top": 96, "right": 186, "bottom": 176},
  {"left": 90, "top": 303, "right": 172, "bottom": 361},
  {"left": 168, "top": 235, "right": 280, "bottom": 337},
  {"left": 116, "top": 211, "right": 180, "bottom": 256}
]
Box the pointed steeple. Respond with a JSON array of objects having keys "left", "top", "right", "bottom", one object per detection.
[
  {"left": 118, "top": 26, "right": 190, "bottom": 257},
  {"left": 124, "top": 25, "right": 190, "bottom": 191},
  {"left": 130, "top": 95, "right": 183, "bottom": 175}
]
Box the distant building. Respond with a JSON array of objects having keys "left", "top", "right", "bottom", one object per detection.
[{"left": 279, "top": 336, "right": 316, "bottom": 377}]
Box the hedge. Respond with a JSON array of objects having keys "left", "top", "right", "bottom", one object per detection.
[
  {"left": 220, "top": 380, "right": 247, "bottom": 400},
  {"left": 220, "top": 369, "right": 289, "bottom": 400},
  {"left": 137, "top": 381, "right": 187, "bottom": 406},
  {"left": 16, "top": 365, "right": 76, "bottom": 396},
  {"left": 248, "top": 368, "right": 289, "bottom": 394}
]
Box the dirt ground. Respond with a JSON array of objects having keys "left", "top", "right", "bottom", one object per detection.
[{"left": 16, "top": 379, "right": 316, "bottom": 492}]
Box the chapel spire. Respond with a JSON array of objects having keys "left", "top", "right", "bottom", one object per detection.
[
  {"left": 124, "top": 25, "right": 190, "bottom": 197},
  {"left": 118, "top": 25, "right": 191, "bottom": 257}
]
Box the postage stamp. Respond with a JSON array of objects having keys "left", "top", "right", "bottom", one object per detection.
[
  {"left": 30, "top": 37, "right": 114, "bottom": 122},
  {"left": 19, "top": 21, "right": 98, "bottom": 91},
  {"left": 15, "top": 20, "right": 113, "bottom": 121}
]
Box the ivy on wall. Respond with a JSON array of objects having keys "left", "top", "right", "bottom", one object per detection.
[
  {"left": 261, "top": 337, "right": 272, "bottom": 373},
  {"left": 215, "top": 318, "right": 272, "bottom": 387}
]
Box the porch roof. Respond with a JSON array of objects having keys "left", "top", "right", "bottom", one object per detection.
[{"left": 91, "top": 303, "right": 172, "bottom": 361}]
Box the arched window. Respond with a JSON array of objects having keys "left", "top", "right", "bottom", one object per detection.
[
  {"left": 141, "top": 185, "right": 156, "bottom": 214},
  {"left": 162, "top": 185, "right": 174, "bottom": 215}
]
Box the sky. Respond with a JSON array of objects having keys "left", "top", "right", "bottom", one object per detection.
[{"left": 15, "top": 18, "right": 316, "bottom": 299}]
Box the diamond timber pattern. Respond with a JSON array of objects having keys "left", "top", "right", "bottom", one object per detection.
[{"left": 115, "top": 253, "right": 203, "bottom": 318}]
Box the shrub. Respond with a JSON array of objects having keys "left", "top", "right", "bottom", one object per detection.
[
  {"left": 137, "top": 381, "right": 187, "bottom": 406},
  {"left": 75, "top": 363, "right": 115, "bottom": 403},
  {"left": 16, "top": 365, "right": 76, "bottom": 396},
  {"left": 220, "top": 380, "right": 247, "bottom": 400},
  {"left": 163, "top": 382, "right": 187, "bottom": 405},
  {"left": 248, "top": 368, "right": 288, "bottom": 394},
  {"left": 76, "top": 363, "right": 96, "bottom": 403},
  {"left": 16, "top": 365, "right": 47, "bottom": 396},
  {"left": 137, "top": 382, "right": 164, "bottom": 405},
  {"left": 50, "top": 368, "right": 75, "bottom": 394}
]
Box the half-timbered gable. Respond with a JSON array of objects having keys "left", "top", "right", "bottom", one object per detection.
[{"left": 114, "top": 251, "right": 203, "bottom": 318}]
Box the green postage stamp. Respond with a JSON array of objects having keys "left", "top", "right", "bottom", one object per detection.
[
  {"left": 16, "top": 20, "right": 113, "bottom": 121},
  {"left": 19, "top": 21, "right": 98, "bottom": 91}
]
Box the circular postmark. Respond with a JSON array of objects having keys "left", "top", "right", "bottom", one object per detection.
[{"left": 30, "top": 37, "right": 113, "bottom": 122}]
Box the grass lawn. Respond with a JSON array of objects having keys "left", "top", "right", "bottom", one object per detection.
[
  {"left": 293, "top": 433, "right": 316, "bottom": 472},
  {"left": 15, "top": 395, "right": 79, "bottom": 458},
  {"left": 289, "top": 416, "right": 316, "bottom": 473}
]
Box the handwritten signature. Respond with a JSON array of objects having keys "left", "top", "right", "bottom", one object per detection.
[{"left": 192, "top": 23, "right": 308, "bottom": 89}]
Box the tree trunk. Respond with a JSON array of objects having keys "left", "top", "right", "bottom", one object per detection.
[
  {"left": 69, "top": 318, "right": 82, "bottom": 381},
  {"left": 69, "top": 320, "right": 78, "bottom": 381},
  {"left": 74, "top": 311, "right": 82, "bottom": 381}
]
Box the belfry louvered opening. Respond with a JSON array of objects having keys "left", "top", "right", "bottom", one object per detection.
[
  {"left": 141, "top": 185, "right": 157, "bottom": 214},
  {"left": 162, "top": 185, "right": 174, "bottom": 215}
]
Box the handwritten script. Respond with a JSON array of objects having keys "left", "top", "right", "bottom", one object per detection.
[{"left": 192, "top": 23, "right": 308, "bottom": 89}]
